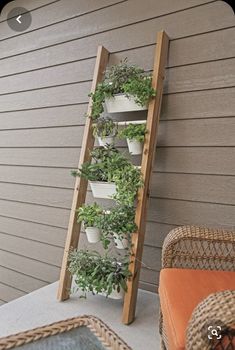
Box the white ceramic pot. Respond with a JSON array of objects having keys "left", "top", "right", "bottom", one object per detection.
[
  {"left": 89, "top": 181, "right": 116, "bottom": 199},
  {"left": 108, "top": 287, "right": 125, "bottom": 300},
  {"left": 98, "top": 287, "right": 124, "bottom": 300},
  {"left": 85, "top": 227, "right": 101, "bottom": 243},
  {"left": 127, "top": 139, "right": 143, "bottom": 155},
  {"left": 105, "top": 94, "right": 147, "bottom": 113},
  {"left": 97, "top": 136, "right": 115, "bottom": 148},
  {"left": 113, "top": 233, "right": 129, "bottom": 250}
]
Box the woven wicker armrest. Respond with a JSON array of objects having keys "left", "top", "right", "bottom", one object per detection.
[
  {"left": 162, "top": 226, "right": 235, "bottom": 270},
  {"left": 186, "top": 290, "right": 235, "bottom": 350}
]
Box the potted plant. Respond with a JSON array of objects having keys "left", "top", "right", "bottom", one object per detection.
[
  {"left": 72, "top": 146, "right": 129, "bottom": 199},
  {"left": 72, "top": 147, "right": 118, "bottom": 198},
  {"left": 68, "top": 249, "right": 131, "bottom": 299},
  {"left": 76, "top": 203, "right": 103, "bottom": 243},
  {"left": 100, "top": 206, "right": 137, "bottom": 250},
  {"left": 93, "top": 117, "right": 117, "bottom": 148},
  {"left": 89, "top": 59, "right": 156, "bottom": 119},
  {"left": 72, "top": 146, "right": 143, "bottom": 205},
  {"left": 119, "top": 123, "right": 146, "bottom": 155}
]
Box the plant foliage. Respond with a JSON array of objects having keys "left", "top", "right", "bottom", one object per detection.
[
  {"left": 99, "top": 205, "right": 137, "bottom": 249},
  {"left": 89, "top": 59, "right": 156, "bottom": 120},
  {"left": 119, "top": 123, "right": 146, "bottom": 142},
  {"left": 123, "top": 76, "right": 155, "bottom": 107},
  {"left": 92, "top": 117, "right": 117, "bottom": 139},
  {"left": 112, "top": 164, "right": 143, "bottom": 206},
  {"left": 76, "top": 202, "right": 103, "bottom": 228},
  {"left": 72, "top": 146, "right": 143, "bottom": 206},
  {"left": 68, "top": 249, "right": 131, "bottom": 297}
]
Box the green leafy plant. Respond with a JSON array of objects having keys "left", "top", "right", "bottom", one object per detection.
[
  {"left": 93, "top": 117, "right": 117, "bottom": 139},
  {"left": 99, "top": 205, "right": 137, "bottom": 249},
  {"left": 88, "top": 83, "right": 106, "bottom": 120},
  {"left": 89, "top": 59, "right": 156, "bottom": 120},
  {"left": 118, "top": 123, "right": 146, "bottom": 142},
  {"left": 123, "top": 76, "right": 155, "bottom": 106},
  {"left": 72, "top": 162, "right": 106, "bottom": 182},
  {"left": 90, "top": 145, "right": 119, "bottom": 162},
  {"left": 68, "top": 249, "right": 131, "bottom": 297},
  {"left": 76, "top": 203, "right": 103, "bottom": 228},
  {"left": 72, "top": 146, "right": 143, "bottom": 206},
  {"left": 72, "top": 146, "right": 129, "bottom": 183},
  {"left": 104, "top": 58, "right": 144, "bottom": 94},
  {"left": 112, "top": 164, "right": 143, "bottom": 206}
]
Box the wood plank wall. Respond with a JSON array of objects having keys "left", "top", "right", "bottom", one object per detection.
[{"left": 0, "top": 0, "right": 234, "bottom": 303}]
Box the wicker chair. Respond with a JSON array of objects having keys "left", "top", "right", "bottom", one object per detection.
[{"left": 159, "top": 226, "right": 235, "bottom": 350}]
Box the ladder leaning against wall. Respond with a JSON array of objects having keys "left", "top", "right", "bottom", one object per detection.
[{"left": 57, "top": 30, "right": 169, "bottom": 325}]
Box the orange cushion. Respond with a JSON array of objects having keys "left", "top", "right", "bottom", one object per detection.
[{"left": 159, "top": 269, "right": 235, "bottom": 350}]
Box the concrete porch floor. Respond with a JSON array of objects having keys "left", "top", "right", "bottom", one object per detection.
[{"left": 0, "top": 282, "right": 160, "bottom": 349}]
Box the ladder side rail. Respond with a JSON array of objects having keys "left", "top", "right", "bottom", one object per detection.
[
  {"left": 122, "top": 31, "right": 169, "bottom": 324},
  {"left": 57, "top": 46, "right": 109, "bottom": 301}
]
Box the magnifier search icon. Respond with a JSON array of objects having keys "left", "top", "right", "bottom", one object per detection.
[
  {"left": 208, "top": 326, "right": 222, "bottom": 340},
  {"left": 211, "top": 329, "right": 219, "bottom": 337}
]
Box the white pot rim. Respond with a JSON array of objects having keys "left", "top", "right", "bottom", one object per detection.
[
  {"left": 97, "top": 134, "right": 115, "bottom": 139},
  {"left": 85, "top": 226, "right": 99, "bottom": 230},
  {"left": 127, "top": 138, "right": 142, "bottom": 141},
  {"left": 107, "top": 93, "right": 125, "bottom": 97},
  {"left": 89, "top": 180, "right": 115, "bottom": 185}
]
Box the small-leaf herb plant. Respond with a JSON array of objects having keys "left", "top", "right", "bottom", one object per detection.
[
  {"left": 112, "top": 164, "right": 143, "bottom": 206},
  {"left": 76, "top": 202, "right": 103, "bottom": 229},
  {"left": 92, "top": 117, "right": 117, "bottom": 140},
  {"left": 118, "top": 123, "right": 146, "bottom": 143},
  {"left": 68, "top": 249, "right": 131, "bottom": 297},
  {"left": 99, "top": 205, "right": 137, "bottom": 249},
  {"left": 72, "top": 146, "right": 143, "bottom": 207},
  {"left": 89, "top": 59, "right": 156, "bottom": 120}
]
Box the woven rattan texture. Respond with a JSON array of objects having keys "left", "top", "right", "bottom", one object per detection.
[
  {"left": 213, "top": 328, "right": 235, "bottom": 350},
  {"left": 0, "top": 316, "right": 132, "bottom": 350},
  {"left": 186, "top": 290, "right": 235, "bottom": 350},
  {"left": 162, "top": 226, "right": 235, "bottom": 271},
  {"left": 159, "top": 226, "right": 235, "bottom": 350}
]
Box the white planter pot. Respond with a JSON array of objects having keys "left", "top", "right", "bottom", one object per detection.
[
  {"left": 85, "top": 227, "right": 101, "bottom": 243},
  {"left": 108, "top": 287, "right": 125, "bottom": 300},
  {"left": 105, "top": 94, "right": 147, "bottom": 113},
  {"left": 127, "top": 139, "right": 143, "bottom": 155},
  {"left": 89, "top": 181, "right": 116, "bottom": 199},
  {"left": 113, "top": 233, "right": 129, "bottom": 250},
  {"left": 97, "top": 136, "right": 115, "bottom": 148},
  {"left": 98, "top": 287, "right": 124, "bottom": 300}
]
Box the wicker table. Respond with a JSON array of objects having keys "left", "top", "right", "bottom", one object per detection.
[{"left": 0, "top": 316, "right": 132, "bottom": 350}]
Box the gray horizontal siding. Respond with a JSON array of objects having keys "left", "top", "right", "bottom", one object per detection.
[
  {"left": 0, "top": 117, "right": 234, "bottom": 148},
  {"left": 0, "top": 0, "right": 234, "bottom": 302},
  {"left": 0, "top": 147, "right": 234, "bottom": 175},
  {"left": 0, "top": 215, "right": 66, "bottom": 246},
  {"left": 0, "top": 265, "right": 47, "bottom": 293},
  {"left": 0, "top": 0, "right": 220, "bottom": 60},
  {"left": 0, "top": 173, "right": 234, "bottom": 208},
  {"left": 0, "top": 249, "right": 60, "bottom": 282},
  {"left": 0, "top": 0, "right": 59, "bottom": 23},
  {"left": 0, "top": 2, "right": 234, "bottom": 76}
]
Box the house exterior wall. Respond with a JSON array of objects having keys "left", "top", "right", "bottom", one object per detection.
[{"left": 0, "top": 0, "right": 234, "bottom": 304}]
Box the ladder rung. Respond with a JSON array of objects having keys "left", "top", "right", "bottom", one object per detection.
[
  {"left": 93, "top": 120, "right": 146, "bottom": 127},
  {"left": 116, "top": 120, "right": 146, "bottom": 126}
]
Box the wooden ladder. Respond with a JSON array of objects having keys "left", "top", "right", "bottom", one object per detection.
[{"left": 57, "top": 30, "right": 169, "bottom": 325}]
